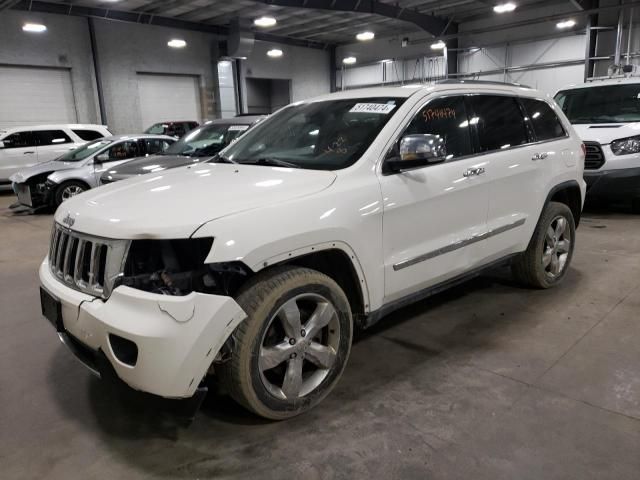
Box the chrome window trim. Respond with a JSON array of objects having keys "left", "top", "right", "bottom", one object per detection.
[{"left": 393, "top": 218, "right": 526, "bottom": 271}]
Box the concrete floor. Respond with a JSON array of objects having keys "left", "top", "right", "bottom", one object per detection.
[{"left": 1, "top": 190, "right": 639, "bottom": 480}]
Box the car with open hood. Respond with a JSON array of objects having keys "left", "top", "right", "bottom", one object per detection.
[
  {"left": 100, "top": 115, "right": 264, "bottom": 185},
  {"left": 39, "top": 82, "right": 585, "bottom": 420},
  {"left": 10, "top": 134, "right": 174, "bottom": 208}
]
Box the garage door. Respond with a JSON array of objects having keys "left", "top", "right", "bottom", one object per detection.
[
  {"left": 137, "top": 73, "right": 201, "bottom": 131},
  {"left": 0, "top": 66, "right": 77, "bottom": 129}
]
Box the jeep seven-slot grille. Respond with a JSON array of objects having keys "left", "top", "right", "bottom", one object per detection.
[
  {"left": 48, "top": 223, "right": 129, "bottom": 298},
  {"left": 584, "top": 141, "right": 605, "bottom": 170}
]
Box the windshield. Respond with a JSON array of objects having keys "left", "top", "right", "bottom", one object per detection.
[
  {"left": 555, "top": 84, "right": 640, "bottom": 124},
  {"left": 162, "top": 123, "right": 252, "bottom": 157},
  {"left": 222, "top": 97, "right": 405, "bottom": 170},
  {"left": 57, "top": 139, "right": 112, "bottom": 162},
  {"left": 144, "top": 123, "right": 166, "bottom": 134}
]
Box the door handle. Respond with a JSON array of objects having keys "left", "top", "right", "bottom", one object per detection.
[
  {"left": 532, "top": 152, "right": 548, "bottom": 161},
  {"left": 23, "top": 151, "right": 35, "bottom": 155},
  {"left": 463, "top": 167, "right": 486, "bottom": 177}
]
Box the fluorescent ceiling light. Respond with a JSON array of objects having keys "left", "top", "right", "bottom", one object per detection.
[
  {"left": 557, "top": 19, "right": 576, "bottom": 29},
  {"left": 168, "top": 39, "right": 187, "bottom": 48},
  {"left": 342, "top": 56, "right": 357, "bottom": 65},
  {"left": 267, "top": 48, "right": 283, "bottom": 58},
  {"left": 356, "top": 31, "right": 375, "bottom": 41},
  {"left": 254, "top": 16, "right": 277, "bottom": 27},
  {"left": 23, "top": 23, "right": 47, "bottom": 33},
  {"left": 431, "top": 40, "right": 446, "bottom": 50},
  {"left": 493, "top": 3, "right": 516, "bottom": 13}
]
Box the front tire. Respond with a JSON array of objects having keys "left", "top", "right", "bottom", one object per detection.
[
  {"left": 220, "top": 266, "right": 353, "bottom": 420},
  {"left": 54, "top": 180, "right": 88, "bottom": 207},
  {"left": 512, "top": 201, "right": 576, "bottom": 288}
]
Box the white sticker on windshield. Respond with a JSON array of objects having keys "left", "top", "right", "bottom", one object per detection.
[
  {"left": 228, "top": 125, "right": 250, "bottom": 131},
  {"left": 349, "top": 103, "right": 396, "bottom": 114}
]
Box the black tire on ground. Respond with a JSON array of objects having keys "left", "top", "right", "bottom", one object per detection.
[
  {"left": 54, "top": 180, "right": 88, "bottom": 207},
  {"left": 219, "top": 265, "right": 353, "bottom": 420},
  {"left": 512, "top": 201, "right": 576, "bottom": 289}
]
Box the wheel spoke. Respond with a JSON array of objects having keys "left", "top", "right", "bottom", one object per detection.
[
  {"left": 557, "top": 239, "right": 571, "bottom": 254},
  {"left": 306, "top": 342, "right": 337, "bottom": 369},
  {"left": 278, "top": 299, "right": 301, "bottom": 338},
  {"left": 304, "top": 302, "right": 336, "bottom": 339},
  {"left": 260, "top": 341, "right": 295, "bottom": 371},
  {"left": 550, "top": 254, "right": 560, "bottom": 275},
  {"left": 542, "top": 250, "right": 553, "bottom": 268},
  {"left": 281, "top": 356, "right": 304, "bottom": 399},
  {"left": 546, "top": 226, "right": 555, "bottom": 245},
  {"left": 555, "top": 217, "right": 567, "bottom": 237}
]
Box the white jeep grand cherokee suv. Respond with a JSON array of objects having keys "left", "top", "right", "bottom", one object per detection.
[{"left": 39, "top": 82, "right": 586, "bottom": 420}]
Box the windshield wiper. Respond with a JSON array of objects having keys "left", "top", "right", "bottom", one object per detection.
[{"left": 237, "top": 157, "right": 300, "bottom": 168}]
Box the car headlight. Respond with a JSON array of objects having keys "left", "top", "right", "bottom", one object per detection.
[{"left": 610, "top": 135, "right": 640, "bottom": 155}]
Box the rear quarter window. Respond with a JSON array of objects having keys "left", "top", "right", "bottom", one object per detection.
[
  {"left": 72, "top": 129, "right": 106, "bottom": 141},
  {"left": 520, "top": 98, "right": 566, "bottom": 141}
]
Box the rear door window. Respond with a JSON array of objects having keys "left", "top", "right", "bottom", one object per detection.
[
  {"left": 144, "top": 138, "right": 172, "bottom": 155},
  {"left": 467, "top": 95, "right": 529, "bottom": 152},
  {"left": 520, "top": 98, "right": 566, "bottom": 141},
  {"left": 2, "top": 131, "right": 36, "bottom": 149},
  {"left": 34, "top": 130, "right": 73, "bottom": 146},
  {"left": 72, "top": 129, "right": 105, "bottom": 141}
]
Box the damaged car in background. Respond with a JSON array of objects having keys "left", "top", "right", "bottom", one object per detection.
[
  {"left": 100, "top": 115, "right": 264, "bottom": 184},
  {"left": 10, "top": 134, "right": 174, "bottom": 209}
]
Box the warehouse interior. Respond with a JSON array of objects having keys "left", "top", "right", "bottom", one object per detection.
[{"left": 1, "top": 1, "right": 639, "bottom": 479}]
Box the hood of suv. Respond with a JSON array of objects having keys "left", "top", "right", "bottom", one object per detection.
[
  {"left": 101, "top": 154, "right": 209, "bottom": 182},
  {"left": 55, "top": 163, "right": 337, "bottom": 238},
  {"left": 572, "top": 123, "right": 640, "bottom": 145},
  {"left": 9, "top": 160, "right": 84, "bottom": 183}
]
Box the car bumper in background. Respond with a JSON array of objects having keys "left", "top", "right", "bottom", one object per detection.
[
  {"left": 584, "top": 167, "right": 640, "bottom": 201},
  {"left": 39, "top": 258, "right": 247, "bottom": 399}
]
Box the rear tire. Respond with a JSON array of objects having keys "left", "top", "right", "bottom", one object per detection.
[
  {"left": 54, "top": 180, "right": 88, "bottom": 207},
  {"left": 219, "top": 266, "right": 353, "bottom": 420},
  {"left": 512, "top": 201, "right": 575, "bottom": 288}
]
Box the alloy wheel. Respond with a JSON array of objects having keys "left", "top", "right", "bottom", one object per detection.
[
  {"left": 542, "top": 215, "right": 571, "bottom": 279},
  {"left": 61, "top": 185, "right": 84, "bottom": 202}
]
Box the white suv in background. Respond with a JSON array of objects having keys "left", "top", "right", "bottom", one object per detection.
[
  {"left": 555, "top": 78, "right": 640, "bottom": 211},
  {"left": 0, "top": 124, "right": 111, "bottom": 183},
  {"left": 39, "top": 82, "right": 585, "bottom": 420}
]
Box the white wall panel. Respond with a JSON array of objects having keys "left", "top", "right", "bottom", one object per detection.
[{"left": 137, "top": 74, "right": 201, "bottom": 130}]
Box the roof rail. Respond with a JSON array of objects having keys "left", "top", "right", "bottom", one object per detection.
[{"left": 437, "top": 79, "right": 533, "bottom": 89}]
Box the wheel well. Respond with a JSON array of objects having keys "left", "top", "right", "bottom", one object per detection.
[
  {"left": 279, "top": 249, "right": 366, "bottom": 320},
  {"left": 550, "top": 184, "right": 582, "bottom": 227},
  {"left": 58, "top": 179, "right": 90, "bottom": 189}
]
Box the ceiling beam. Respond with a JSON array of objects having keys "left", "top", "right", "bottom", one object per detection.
[{"left": 254, "top": 0, "right": 455, "bottom": 37}]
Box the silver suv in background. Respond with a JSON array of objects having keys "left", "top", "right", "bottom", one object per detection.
[
  {"left": 0, "top": 124, "right": 111, "bottom": 183},
  {"left": 10, "top": 134, "right": 174, "bottom": 208},
  {"left": 101, "top": 115, "right": 264, "bottom": 184}
]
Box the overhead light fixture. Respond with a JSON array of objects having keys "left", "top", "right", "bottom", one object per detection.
[
  {"left": 22, "top": 23, "right": 47, "bottom": 33},
  {"left": 254, "top": 16, "right": 277, "bottom": 27},
  {"left": 431, "top": 40, "right": 446, "bottom": 50},
  {"left": 493, "top": 2, "right": 516, "bottom": 13},
  {"left": 557, "top": 19, "right": 576, "bottom": 29},
  {"left": 356, "top": 31, "right": 375, "bottom": 41},
  {"left": 267, "top": 48, "right": 283, "bottom": 58},
  {"left": 342, "top": 56, "right": 357, "bottom": 65},
  {"left": 168, "top": 39, "right": 187, "bottom": 48}
]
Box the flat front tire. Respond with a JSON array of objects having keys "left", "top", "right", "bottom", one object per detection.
[
  {"left": 220, "top": 266, "right": 353, "bottom": 420},
  {"left": 512, "top": 201, "right": 576, "bottom": 288}
]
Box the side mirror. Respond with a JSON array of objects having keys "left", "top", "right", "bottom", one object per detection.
[
  {"left": 94, "top": 153, "right": 109, "bottom": 163},
  {"left": 385, "top": 134, "right": 447, "bottom": 173}
]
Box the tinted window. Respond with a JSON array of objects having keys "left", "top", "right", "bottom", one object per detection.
[
  {"left": 34, "top": 130, "right": 72, "bottom": 146},
  {"left": 72, "top": 129, "right": 105, "bottom": 141},
  {"left": 520, "top": 99, "right": 565, "bottom": 141},
  {"left": 468, "top": 96, "right": 528, "bottom": 152},
  {"left": 144, "top": 123, "right": 165, "bottom": 135},
  {"left": 1, "top": 131, "right": 36, "bottom": 149},
  {"left": 168, "top": 123, "right": 186, "bottom": 137},
  {"left": 107, "top": 140, "right": 141, "bottom": 160},
  {"left": 144, "top": 138, "right": 172, "bottom": 155},
  {"left": 404, "top": 96, "right": 473, "bottom": 160},
  {"left": 555, "top": 84, "right": 640, "bottom": 124}
]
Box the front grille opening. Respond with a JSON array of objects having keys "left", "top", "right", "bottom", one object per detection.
[
  {"left": 584, "top": 141, "right": 605, "bottom": 170},
  {"left": 81, "top": 244, "right": 92, "bottom": 283},
  {"left": 56, "top": 234, "right": 69, "bottom": 272},
  {"left": 96, "top": 245, "right": 108, "bottom": 288},
  {"left": 65, "top": 238, "right": 79, "bottom": 278},
  {"left": 109, "top": 334, "right": 138, "bottom": 366}
]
